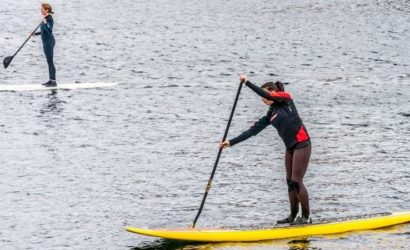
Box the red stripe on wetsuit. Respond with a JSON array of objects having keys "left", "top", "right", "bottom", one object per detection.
[{"left": 228, "top": 81, "right": 310, "bottom": 150}]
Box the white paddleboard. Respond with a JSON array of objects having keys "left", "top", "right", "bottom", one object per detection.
[{"left": 0, "top": 82, "right": 118, "bottom": 92}]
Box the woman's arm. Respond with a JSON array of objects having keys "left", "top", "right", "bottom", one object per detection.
[
  {"left": 245, "top": 80, "right": 292, "bottom": 101},
  {"left": 228, "top": 116, "right": 270, "bottom": 147}
]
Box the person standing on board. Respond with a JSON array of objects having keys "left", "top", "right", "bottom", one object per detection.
[
  {"left": 219, "top": 75, "right": 312, "bottom": 225},
  {"left": 33, "top": 3, "right": 57, "bottom": 87}
]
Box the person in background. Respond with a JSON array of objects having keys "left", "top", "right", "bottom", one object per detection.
[{"left": 33, "top": 3, "right": 56, "bottom": 87}]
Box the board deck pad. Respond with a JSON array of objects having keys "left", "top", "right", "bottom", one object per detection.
[
  {"left": 0, "top": 82, "right": 118, "bottom": 92},
  {"left": 126, "top": 211, "right": 410, "bottom": 242}
]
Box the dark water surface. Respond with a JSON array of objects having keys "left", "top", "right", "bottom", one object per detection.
[{"left": 1, "top": 0, "right": 409, "bottom": 249}]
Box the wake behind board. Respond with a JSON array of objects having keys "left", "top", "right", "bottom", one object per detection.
[
  {"left": 126, "top": 211, "right": 410, "bottom": 242},
  {"left": 0, "top": 82, "right": 118, "bottom": 92}
]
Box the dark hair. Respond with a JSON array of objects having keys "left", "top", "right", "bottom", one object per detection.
[
  {"left": 41, "top": 3, "right": 54, "bottom": 14},
  {"left": 261, "top": 81, "right": 285, "bottom": 92}
]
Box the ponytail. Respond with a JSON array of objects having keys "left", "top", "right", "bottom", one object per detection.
[{"left": 261, "top": 81, "right": 285, "bottom": 92}]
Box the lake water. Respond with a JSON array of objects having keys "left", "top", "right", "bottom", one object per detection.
[{"left": 0, "top": 0, "right": 409, "bottom": 249}]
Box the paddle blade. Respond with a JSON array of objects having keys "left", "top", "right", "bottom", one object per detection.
[{"left": 3, "top": 56, "right": 14, "bottom": 69}]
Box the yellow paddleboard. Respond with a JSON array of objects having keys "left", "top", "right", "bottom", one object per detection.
[{"left": 126, "top": 211, "right": 410, "bottom": 242}]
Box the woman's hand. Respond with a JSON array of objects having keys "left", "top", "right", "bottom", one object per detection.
[
  {"left": 240, "top": 74, "right": 248, "bottom": 83},
  {"left": 42, "top": 18, "right": 47, "bottom": 24},
  {"left": 219, "top": 140, "right": 230, "bottom": 149}
]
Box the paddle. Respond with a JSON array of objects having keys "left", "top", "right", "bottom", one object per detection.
[
  {"left": 192, "top": 79, "right": 244, "bottom": 228},
  {"left": 3, "top": 22, "right": 42, "bottom": 69}
]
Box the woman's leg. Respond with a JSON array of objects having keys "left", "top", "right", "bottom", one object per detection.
[
  {"left": 44, "top": 42, "right": 56, "bottom": 81},
  {"left": 285, "top": 150, "right": 299, "bottom": 218},
  {"left": 291, "top": 144, "right": 311, "bottom": 218}
]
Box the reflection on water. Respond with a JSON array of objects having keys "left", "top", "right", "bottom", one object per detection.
[
  {"left": 129, "top": 238, "right": 312, "bottom": 250},
  {"left": 37, "top": 90, "right": 65, "bottom": 157},
  {"left": 129, "top": 239, "right": 202, "bottom": 250},
  {"left": 40, "top": 90, "right": 63, "bottom": 115},
  {"left": 287, "top": 239, "right": 311, "bottom": 250}
]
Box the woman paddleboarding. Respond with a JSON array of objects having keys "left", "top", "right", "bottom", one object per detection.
[
  {"left": 219, "top": 75, "right": 312, "bottom": 225},
  {"left": 33, "top": 3, "right": 56, "bottom": 87}
]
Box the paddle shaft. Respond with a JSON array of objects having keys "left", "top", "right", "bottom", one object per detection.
[
  {"left": 192, "top": 80, "right": 244, "bottom": 228},
  {"left": 12, "top": 22, "right": 42, "bottom": 58}
]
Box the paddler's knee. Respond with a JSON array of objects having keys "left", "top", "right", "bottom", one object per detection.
[
  {"left": 286, "top": 179, "right": 293, "bottom": 192},
  {"left": 287, "top": 179, "right": 301, "bottom": 193}
]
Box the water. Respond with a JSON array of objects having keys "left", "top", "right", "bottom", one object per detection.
[{"left": 0, "top": 0, "right": 409, "bottom": 249}]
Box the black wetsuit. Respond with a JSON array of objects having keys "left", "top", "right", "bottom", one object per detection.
[
  {"left": 229, "top": 81, "right": 310, "bottom": 151},
  {"left": 229, "top": 80, "right": 313, "bottom": 221},
  {"left": 35, "top": 15, "right": 56, "bottom": 81}
]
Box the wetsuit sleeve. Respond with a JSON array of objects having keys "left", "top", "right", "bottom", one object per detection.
[
  {"left": 34, "top": 32, "right": 41, "bottom": 36},
  {"left": 42, "top": 17, "right": 54, "bottom": 35},
  {"left": 245, "top": 81, "right": 292, "bottom": 101},
  {"left": 229, "top": 116, "right": 270, "bottom": 146}
]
